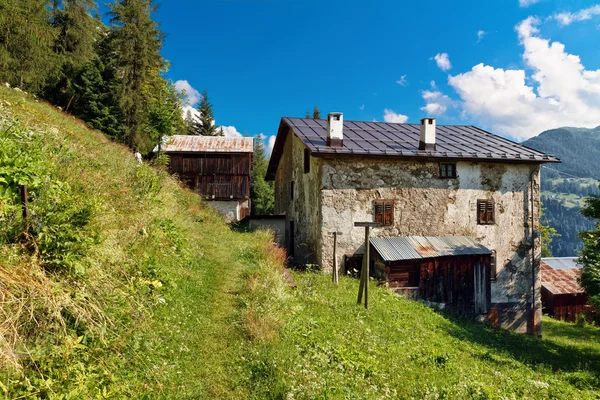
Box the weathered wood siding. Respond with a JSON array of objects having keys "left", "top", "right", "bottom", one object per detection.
[
  {"left": 167, "top": 153, "right": 251, "bottom": 200},
  {"left": 418, "top": 255, "right": 491, "bottom": 314}
]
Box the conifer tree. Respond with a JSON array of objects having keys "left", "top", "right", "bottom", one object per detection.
[
  {"left": 184, "top": 109, "right": 195, "bottom": 135},
  {"left": 579, "top": 185, "right": 600, "bottom": 311},
  {"left": 193, "top": 89, "right": 218, "bottom": 136},
  {"left": 109, "top": 0, "right": 164, "bottom": 151},
  {"left": 0, "top": 0, "right": 56, "bottom": 91},
  {"left": 313, "top": 105, "right": 321, "bottom": 119},
  {"left": 45, "top": 0, "right": 100, "bottom": 108},
  {"left": 251, "top": 134, "right": 274, "bottom": 215}
]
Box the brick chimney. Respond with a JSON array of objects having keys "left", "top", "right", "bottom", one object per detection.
[
  {"left": 419, "top": 117, "right": 436, "bottom": 150},
  {"left": 327, "top": 112, "right": 343, "bottom": 147}
]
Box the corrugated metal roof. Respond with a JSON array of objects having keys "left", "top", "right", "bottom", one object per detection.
[
  {"left": 159, "top": 135, "right": 253, "bottom": 153},
  {"left": 541, "top": 262, "right": 585, "bottom": 295},
  {"left": 266, "top": 117, "right": 560, "bottom": 180},
  {"left": 541, "top": 257, "right": 581, "bottom": 270},
  {"left": 370, "top": 236, "right": 492, "bottom": 262}
]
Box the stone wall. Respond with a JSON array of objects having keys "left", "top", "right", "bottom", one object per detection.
[
  {"left": 205, "top": 200, "right": 244, "bottom": 223},
  {"left": 316, "top": 158, "right": 541, "bottom": 333},
  {"left": 274, "top": 131, "right": 322, "bottom": 264}
]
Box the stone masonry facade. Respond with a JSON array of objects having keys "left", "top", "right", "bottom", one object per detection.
[{"left": 274, "top": 129, "right": 542, "bottom": 333}]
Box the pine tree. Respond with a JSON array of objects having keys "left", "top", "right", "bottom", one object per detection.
[
  {"left": 0, "top": 0, "right": 57, "bottom": 91},
  {"left": 305, "top": 110, "right": 311, "bottom": 118},
  {"left": 193, "top": 89, "right": 218, "bottom": 136},
  {"left": 313, "top": 105, "right": 321, "bottom": 119},
  {"left": 45, "top": 0, "right": 100, "bottom": 109},
  {"left": 251, "top": 134, "right": 274, "bottom": 215},
  {"left": 184, "top": 109, "right": 195, "bottom": 135},
  {"left": 109, "top": 0, "right": 164, "bottom": 151}
]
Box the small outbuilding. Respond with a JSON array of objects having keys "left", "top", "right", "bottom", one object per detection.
[
  {"left": 370, "top": 236, "right": 492, "bottom": 315},
  {"left": 541, "top": 258, "right": 589, "bottom": 322},
  {"left": 159, "top": 135, "right": 254, "bottom": 222}
]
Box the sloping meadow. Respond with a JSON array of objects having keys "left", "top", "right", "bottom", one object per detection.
[{"left": 0, "top": 86, "right": 289, "bottom": 398}]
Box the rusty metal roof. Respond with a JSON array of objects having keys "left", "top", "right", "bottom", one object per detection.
[
  {"left": 266, "top": 117, "right": 560, "bottom": 180},
  {"left": 159, "top": 135, "right": 254, "bottom": 153},
  {"left": 541, "top": 257, "right": 581, "bottom": 270},
  {"left": 370, "top": 236, "right": 492, "bottom": 262},
  {"left": 541, "top": 262, "right": 585, "bottom": 295}
]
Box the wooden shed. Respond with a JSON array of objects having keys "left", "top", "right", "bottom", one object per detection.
[
  {"left": 159, "top": 135, "right": 254, "bottom": 221},
  {"left": 541, "top": 258, "right": 590, "bottom": 322},
  {"left": 370, "top": 236, "right": 492, "bottom": 314}
]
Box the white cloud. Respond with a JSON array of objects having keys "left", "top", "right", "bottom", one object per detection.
[
  {"left": 383, "top": 109, "right": 409, "bottom": 123},
  {"left": 554, "top": 5, "right": 600, "bottom": 26},
  {"left": 396, "top": 74, "right": 408, "bottom": 86},
  {"left": 446, "top": 16, "right": 600, "bottom": 141},
  {"left": 433, "top": 53, "right": 452, "bottom": 71},
  {"left": 519, "top": 0, "right": 541, "bottom": 7},
  {"left": 175, "top": 80, "right": 201, "bottom": 106},
  {"left": 219, "top": 126, "right": 243, "bottom": 138},
  {"left": 477, "top": 30, "right": 486, "bottom": 43},
  {"left": 359, "top": 104, "right": 365, "bottom": 111},
  {"left": 267, "top": 135, "right": 276, "bottom": 156},
  {"left": 420, "top": 90, "right": 454, "bottom": 116}
]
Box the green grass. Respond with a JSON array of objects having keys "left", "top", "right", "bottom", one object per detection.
[
  {"left": 258, "top": 272, "right": 600, "bottom": 399},
  {"left": 1, "top": 86, "right": 600, "bottom": 399}
]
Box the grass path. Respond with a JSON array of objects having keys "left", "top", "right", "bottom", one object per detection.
[{"left": 117, "top": 225, "right": 256, "bottom": 399}]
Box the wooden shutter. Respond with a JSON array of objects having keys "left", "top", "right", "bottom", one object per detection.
[
  {"left": 384, "top": 201, "right": 394, "bottom": 225},
  {"left": 486, "top": 201, "right": 494, "bottom": 224},
  {"left": 375, "top": 200, "right": 394, "bottom": 226},
  {"left": 477, "top": 200, "right": 494, "bottom": 224},
  {"left": 477, "top": 200, "right": 485, "bottom": 224},
  {"left": 374, "top": 200, "right": 384, "bottom": 224}
]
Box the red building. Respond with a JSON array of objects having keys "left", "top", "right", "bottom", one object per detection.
[{"left": 541, "top": 258, "right": 590, "bottom": 322}]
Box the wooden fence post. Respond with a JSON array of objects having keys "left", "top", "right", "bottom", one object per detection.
[
  {"left": 355, "top": 222, "right": 380, "bottom": 309},
  {"left": 330, "top": 232, "right": 343, "bottom": 285},
  {"left": 20, "top": 185, "right": 29, "bottom": 219}
]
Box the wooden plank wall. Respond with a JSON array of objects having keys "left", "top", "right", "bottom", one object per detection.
[
  {"left": 168, "top": 153, "right": 251, "bottom": 199},
  {"left": 418, "top": 255, "right": 491, "bottom": 314}
]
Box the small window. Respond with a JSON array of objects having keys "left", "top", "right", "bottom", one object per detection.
[
  {"left": 439, "top": 163, "right": 457, "bottom": 178},
  {"left": 304, "top": 148, "right": 310, "bottom": 173},
  {"left": 374, "top": 199, "right": 394, "bottom": 226},
  {"left": 477, "top": 200, "right": 495, "bottom": 225},
  {"left": 290, "top": 181, "right": 294, "bottom": 200},
  {"left": 490, "top": 251, "right": 497, "bottom": 281}
]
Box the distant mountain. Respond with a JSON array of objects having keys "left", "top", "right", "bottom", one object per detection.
[
  {"left": 523, "top": 126, "right": 600, "bottom": 179},
  {"left": 523, "top": 126, "right": 600, "bottom": 257}
]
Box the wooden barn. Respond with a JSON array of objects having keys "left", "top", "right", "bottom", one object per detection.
[
  {"left": 541, "top": 258, "right": 590, "bottom": 322},
  {"left": 370, "top": 236, "right": 492, "bottom": 315},
  {"left": 159, "top": 135, "right": 254, "bottom": 222}
]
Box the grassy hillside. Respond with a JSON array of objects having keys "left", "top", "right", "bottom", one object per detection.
[
  {"left": 1, "top": 86, "right": 600, "bottom": 399},
  {"left": 0, "top": 85, "right": 288, "bottom": 398}
]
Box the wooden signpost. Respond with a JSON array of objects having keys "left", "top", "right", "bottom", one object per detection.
[
  {"left": 329, "top": 232, "right": 343, "bottom": 285},
  {"left": 355, "top": 222, "right": 381, "bottom": 309}
]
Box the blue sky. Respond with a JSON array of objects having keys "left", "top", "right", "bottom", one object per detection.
[{"left": 103, "top": 0, "right": 600, "bottom": 148}]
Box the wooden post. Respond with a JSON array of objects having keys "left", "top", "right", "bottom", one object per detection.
[
  {"left": 355, "top": 222, "right": 381, "bottom": 309},
  {"left": 20, "top": 185, "right": 29, "bottom": 219},
  {"left": 329, "top": 232, "right": 343, "bottom": 285}
]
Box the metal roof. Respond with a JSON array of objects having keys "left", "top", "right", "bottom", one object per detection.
[
  {"left": 266, "top": 117, "right": 560, "bottom": 180},
  {"left": 541, "top": 257, "right": 582, "bottom": 270},
  {"left": 159, "top": 135, "right": 253, "bottom": 153},
  {"left": 541, "top": 262, "right": 585, "bottom": 295},
  {"left": 370, "top": 236, "right": 492, "bottom": 262}
]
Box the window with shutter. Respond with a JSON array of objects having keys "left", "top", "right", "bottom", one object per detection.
[
  {"left": 374, "top": 200, "right": 394, "bottom": 226},
  {"left": 477, "top": 200, "right": 495, "bottom": 225}
]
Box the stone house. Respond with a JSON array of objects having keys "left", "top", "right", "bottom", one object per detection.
[{"left": 266, "top": 113, "right": 560, "bottom": 333}]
